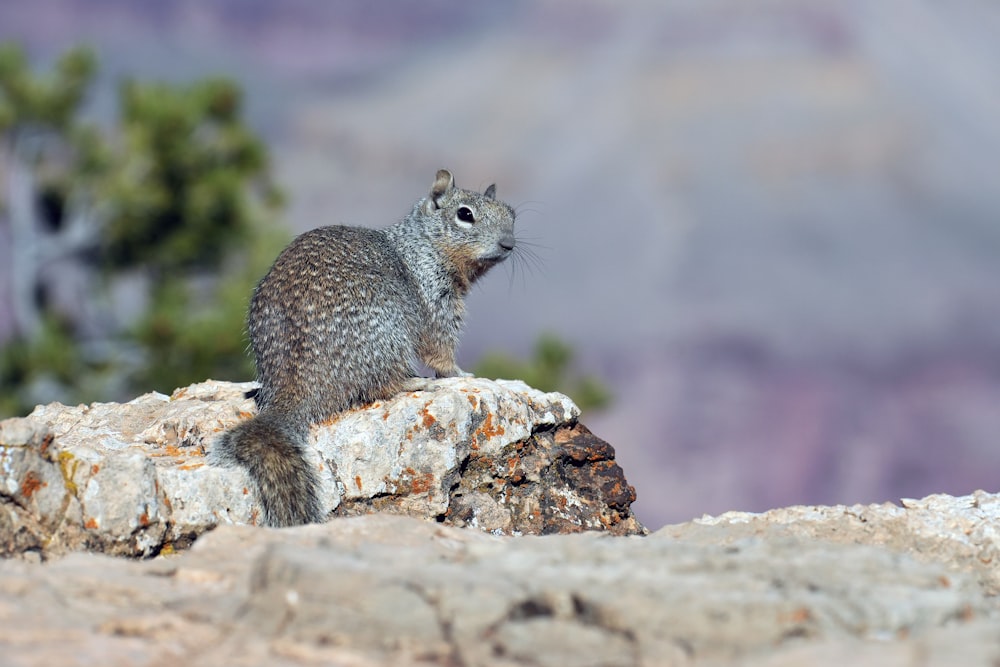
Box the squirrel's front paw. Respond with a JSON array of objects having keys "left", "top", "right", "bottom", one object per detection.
[
  {"left": 401, "top": 377, "right": 434, "bottom": 392},
  {"left": 435, "top": 367, "right": 474, "bottom": 379}
]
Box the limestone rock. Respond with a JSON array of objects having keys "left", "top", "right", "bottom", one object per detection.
[
  {"left": 664, "top": 490, "right": 1000, "bottom": 595},
  {"left": 0, "top": 378, "right": 642, "bottom": 557},
  {"left": 1, "top": 508, "right": 999, "bottom": 666}
]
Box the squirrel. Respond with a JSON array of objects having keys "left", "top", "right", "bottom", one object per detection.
[{"left": 215, "top": 169, "right": 517, "bottom": 527}]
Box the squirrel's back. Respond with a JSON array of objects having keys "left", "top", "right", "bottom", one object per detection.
[
  {"left": 249, "top": 225, "right": 423, "bottom": 422},
  {"left": 216, "top": 169, "right": 517, "bottom": 527}
]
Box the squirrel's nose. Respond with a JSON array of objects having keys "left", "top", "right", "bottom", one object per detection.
[{"left": 499, "top": 235, "right": 516, "bottom": 251}]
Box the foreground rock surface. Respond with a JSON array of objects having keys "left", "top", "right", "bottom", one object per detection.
[
  {"left": 3, "top": 497, "right": 1000, "bottom": 667},
  {"left": 0, "top": 379, "right": 642, "bottom": 557}
]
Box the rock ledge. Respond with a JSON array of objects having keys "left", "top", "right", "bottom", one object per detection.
[{"left": 3, "top": 504, "right": 1000, "bottom": 666}]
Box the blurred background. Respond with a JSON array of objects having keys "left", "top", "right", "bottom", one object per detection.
[{"left": 3, "top": 0, "right": 1000, "bottom": 530}]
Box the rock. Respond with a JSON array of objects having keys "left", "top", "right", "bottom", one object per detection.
[
  {"left": 7, "top": 379, "right": 1000, "bottom": 665},
  {"left": 665, "top": 490, "right": 1000, "bottom": 595},
  {"left": 1, "top": 505, "right": 1000, "bottom": 666},
  {"left": 0, "top": 378, "right": 642, "bottom": 557}
]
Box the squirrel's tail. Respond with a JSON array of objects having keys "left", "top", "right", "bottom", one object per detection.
[{"left": 215, "top": 411, "right": 324, "bottom": 527}]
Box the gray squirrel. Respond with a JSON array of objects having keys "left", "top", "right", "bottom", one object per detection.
[{"left": 215, "top": 169, "right": 517, "bottom": 526}]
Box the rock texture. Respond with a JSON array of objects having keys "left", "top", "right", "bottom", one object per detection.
[
  {"left": 2, "top": 497, "right": 1000, "bottom": 667},
  {"left": 5, "top": 380, "right": 1000, "bottom": 665},
  {"left": 671, "top": 491, "right": 1000, "bottom": 596},
  {"left": 0, "top": 379, "right": 642, "bottom": 558}
]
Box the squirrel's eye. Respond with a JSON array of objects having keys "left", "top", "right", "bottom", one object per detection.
[{"left": 456, "top": 207, "right": 476, "bottom": 223}]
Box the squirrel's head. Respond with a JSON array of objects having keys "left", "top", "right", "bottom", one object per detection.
[{"left": 420, "top": 169, "right": 516, "bottom": 284}]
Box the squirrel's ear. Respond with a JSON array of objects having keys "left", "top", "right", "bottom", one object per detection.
[
  {"left": 484, "top": 184, "right": 497, "bottom": 200},
  {"left": 427, "top": 169, "right": 455, "bottom": 210}
]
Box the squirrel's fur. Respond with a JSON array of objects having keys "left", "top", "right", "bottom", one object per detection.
[{"left": 215, "top": 169, "right": 516, "bottom": 526}]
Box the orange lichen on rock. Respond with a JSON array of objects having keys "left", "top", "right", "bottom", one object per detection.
[
  {"left": 38, "top": 433, "right": 54, "bottom": 456},
  {"left": 416, "top": 400, "right": 436, "bottom": 429},
  {"left": 476, "top": 412, "right": 505, "bottom": 440},
  {"left": 411, "top": 472, "right": 434, "bottom": 495},
  {"left": 20, "top": 471, "right": 46, "bottom": 499},
  {"left": 84, "top": 517, "right": 98, "bottom": 530},
  {"left": 149, "top": 444, "right": 206, "bottom": 460}
]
